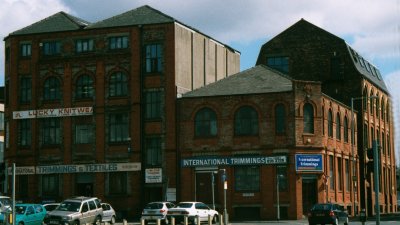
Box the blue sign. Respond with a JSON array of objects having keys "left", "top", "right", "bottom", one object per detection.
[
  {"left": 295, "top": 154, "right": 323, "bottom": 172},
  {"left": 181, "top": 155, "right": 287, "bottom": 167}
]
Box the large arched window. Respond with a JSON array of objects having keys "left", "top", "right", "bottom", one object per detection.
[
  {"left": 362, "top": 88, "right": 368, "bottom": 111},
  {"left": 195, "top": 108, "right": 217, "bottom": 137},
  {"left": 234, "top": 106, "right": 258, "bottom": 136},
  {"left": 43, "top": 77, "right": 61, "bottom": 101},
  {"left": 369, "top": 90, "right": 374, "bottom": 114},
  {"left": 336, "top": 113, "right": 341, "bottom": 140},
  {"left": 328, "top": 109, "right": 333, "bottom": 137},
  {"left": 275, "top": 104, "right": 286, "bottom": 134},
  {"left": 76, "top": 75, "right": 94, "bottom": 99},
  {"left": 343, "top": 116, "right": 349, "bottom": 143},
  {"left": 381, "top": 99, "right": 385, "bottom": 121},
  {"left": 109, "top": 72, "right": 128, "bottom": 97},
  {"left": 375, "top": 94, "right": 380, "bottom": 118},
  {"left": 303, "top": 103, "right": 314, "bottom": 133}
]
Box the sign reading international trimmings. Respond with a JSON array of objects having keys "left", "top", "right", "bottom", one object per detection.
[
  {"left": 295, "top": 154, "right": 323, "bottom": 172},
  {"left": 181, "top": 155, "right": 287, "bottom": 167},
  {"left": 13, "top": 107, "right": 93, "bottom": 119}
]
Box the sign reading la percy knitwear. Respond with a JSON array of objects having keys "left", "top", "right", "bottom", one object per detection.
[
  {"left": 295, "top": 154, "right": 323, "bottom": 172},
  {"left": 181, "top": 155, "right": 287, "bottom": 167}
]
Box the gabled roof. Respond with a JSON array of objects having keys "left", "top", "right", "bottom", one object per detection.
[
  {"left": 87, "top": 5, "right": 175, "bottom": 29},
  {"left": 182, "top": 65, "right": 293, "bottom": 98},
  {"left": 8, "top": 12, "right": 90, "bottom": 36}
]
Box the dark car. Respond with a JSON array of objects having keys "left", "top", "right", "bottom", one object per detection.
[{"left": 307, "top": 203, "right": 348, "bottom": 225}]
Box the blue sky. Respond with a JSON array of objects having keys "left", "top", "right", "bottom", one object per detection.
[{"left": 1, "top": 0, "right": 400, "bottom": 164}]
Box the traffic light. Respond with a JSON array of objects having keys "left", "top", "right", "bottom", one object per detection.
[
  {"left": 366, "top": 147, "right": 381, "bottom": 174},
  {"left": 0, "top": 162, "right": 5, "bottom": 182}
]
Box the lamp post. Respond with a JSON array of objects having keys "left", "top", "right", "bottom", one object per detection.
[
  {"left": 220, "top": 169, "right": 228, "bottom": 225},
  {"left": 276, "top": 174, "right": 284, "bottom": 221},
  {"left": 350, "top": 95, "right": 378, "bottom": 215}
]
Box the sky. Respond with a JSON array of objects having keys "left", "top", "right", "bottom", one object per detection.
[{"left": 1, "top": 0, "right": 400, "bottom": 165}]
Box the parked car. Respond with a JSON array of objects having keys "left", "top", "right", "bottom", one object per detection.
[
  {"left": 0, "top": 196, "right": 12, "bottom": 224},
  {"left": 307, "top": 203, "right": 349, "bottom": 225},
  {"left": 43, "top": 203, "right": 60, "bottom": 213},
  {"left": 43, "top": 196, "right": 103, "bottom": 225},
  {"left": 15, "top": 203, "right": 47, "bottom": 225},
  {"left": 167, "top": 202, "right": 218, "bottom": 224},
  {"left": 141, "top": 202, "right": 175, "bottom": 225},
  {"left": 101, "top": 203, "right": 116, "bottom": 224}
]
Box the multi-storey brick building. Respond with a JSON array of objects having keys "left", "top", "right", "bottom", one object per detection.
[
  {"left": 256, "top": 19, "right": 397, "bottom": 216},
  {"left": 178, "top": 65, "right": 359, "bottom": 220},
  {"left": 3, "top": 5, "right": 239, "bottom": 218}
]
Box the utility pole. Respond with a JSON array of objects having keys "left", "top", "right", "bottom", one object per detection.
[{"left": 373, "top": 140, "right": 380, "bottom": 225}]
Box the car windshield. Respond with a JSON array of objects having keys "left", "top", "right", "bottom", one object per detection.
[
  {"left": 15, "top": 206, "right": 26, "bottom": 215},
  {"left": 57, "top": 201, "right": 81, "bottom": 212},
  {"left": 145, "top": 203, "right": 163, "bottom": 209},
  {"left": 0, "top": 198, "right": 12, "bottom": 212},
  {"left": 312, "top": 204, "right": 332, "bottom": 211},
  {"left": 175, "top": 203, "right": 193, "bottom": 208}
]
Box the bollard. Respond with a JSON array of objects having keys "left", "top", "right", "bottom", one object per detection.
[
  {"left": 218, "top": 214, "right": 223, "bottom": 225},
  {"left": 157, "top": 218, "right": 161, "bottom": 225},
  {"left": 196, "top": 215, "right": 200, "bottom": 225},
  {"left": 171, "top": 217, "right": 175, "bottom": 225},
  {"left": 123, "top": 219, "right": 127, "bottom": 225},
  {"left": 140, "top": 218, "right": 145, "bottom": 225},
  {"left": 184, "top": 215, "right": 189, "bottom": 225},
  {"left": 208, "top": 215, "right": 212, "bottom": 225}
]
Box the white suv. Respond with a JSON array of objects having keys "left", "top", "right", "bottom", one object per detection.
[
  {"left": 167, "top": 202, "right": 218, "bottom": 224},
  {"left": 44, "top": 197, "right": 103, "bottom": 225}
]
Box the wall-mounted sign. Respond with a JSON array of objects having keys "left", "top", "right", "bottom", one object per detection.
[
  {"left": 9, "top": 162, "right": 141, "bottom": 175},
  {"left": 13, "top": 107, "right": 93, "bottom": 119},
  {"left": 181, "top": 155, "right": 287, "bottom": 167},
  {"left": 295, "top": 154, "right": 323, "bottom": 172},
  {"left": 145, "top": 168, "right": 162, "bottom": 183}
]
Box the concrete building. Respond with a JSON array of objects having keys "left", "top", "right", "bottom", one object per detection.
[
  {"left": 256, "top": 19, "right": 397, "bottom": 216},
  {"left": 3, "top": 5, "right": 239, "bottom": 218},
  {"left": 178, "top": 65, "right": 359, "bottom": 220}
]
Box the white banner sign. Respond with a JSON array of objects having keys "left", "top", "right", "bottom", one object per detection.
[
  {"left": 13, "top": 107, "right": 93, "bottom": 119},
  {"left": 145, "top": 168, "right": 162, "bottom": 183},
  {"left": 9, "top": 163, "right": 141, "bottom": 175}
]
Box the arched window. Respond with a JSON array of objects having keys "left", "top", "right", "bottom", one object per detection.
[
  {"left": 275, "top": 104, "right": 286, "bottom": 134},
  {"left": 362, "top": 88, "right": 368, "bottom": 111},
  {"left": 234, "top": 106, "right": 258, "bottom": 136},
  {"left": 322, "top": 106, "right": 325, "bottom": 135},
  {"left": 386, "top": 103, "right": 390, "bottom": 123},
  {"left": 381, "top": 99, "right": 385, "bottom": 121},
  {"left": 343, "top": 116, "right": 349, "bottom": 143},
  {"left": 109, "top": 72, "right": 128, "bottom": 97},
  {"left": 369, "top": 90, "right": 374, "bottom": 114},
  {"left": 303, "top": 103, "right": 314, "bottom": 133},
  {"left": 76, "top": 75, "right": 94, "bottom": 99},
  {"left": 328, "top": 109, "right": 333, "bottom": 137},
  {"left": 375, "top": 95, "right": 380, "bottom": 118},
  {"left": 336, "top": 113, "right": 341, "bottom": 140},
  {"left": 195, "top": 108, "right": 217, "bottom": 137},
  {"left": 43, "top": 77, "right": 61, "bottom": 101}
]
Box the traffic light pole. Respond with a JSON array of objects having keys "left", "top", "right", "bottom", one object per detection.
[{"left": 373, "top": 140, "right": 380, "bottom": 225}]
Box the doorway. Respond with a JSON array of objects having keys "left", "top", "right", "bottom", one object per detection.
[
  {"left": 75, "top": 173, "right": 94, "bottom": 197},
  {"left": 302, "top": 176, "right": 317, "bottom": 215},
  {"left": 195, "top": 172, "right": 218, "bottom": 207}
]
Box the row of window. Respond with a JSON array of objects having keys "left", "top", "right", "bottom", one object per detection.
[
  {"left": 195, "top": 103, "right": 315, "bottom": 137},
  {"left": 362, "top": 89, "right": 390, "bottom": 123}
]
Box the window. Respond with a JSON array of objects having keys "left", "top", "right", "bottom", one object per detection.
[
  {"left": 146, "top": 137, "right": 162, "bottom": 166},
  {"left": 20, "top": 43, "right": 31, "bottom": 57},
  {"left": 109, "top": 72, "right": 128, "bottom": 97},
  {"left": 362, "top": 88, "right": 368, "bottom": 111},
  {"left": 0, "top": 112, "right": 4, "bottom": 131},
  {"left": 369, "top": 90, "right": 374, "bottom": 114},
  {"left": 303, "top": 103, "right": 314, "bottom": 133},
  {"left": 235, "top": 166, "right": 260, "bottom": 191},
  {"left": 195, "top": 108, "right": 217, "bottom": 137},
  {"left": 322, "top": 106, "right": 325, "bottom": 135},
  {"left": 376, "top": 97, "right": 380, "bottom": 118},
  {"left": 42, "top": 174, "right": 59, "bottom": 197},
  {"left": 336, "top": 113, "right": 341, "bottom": 140},
  {"left": 43, "top": 41, "right": 61, "bottom": 56},
  {"left": 266, "top": 56, "right": 289, "bottom": 73},
  {"left": 329, "top": 155, "right": 335, "bottom": 190},
  {"left": 41, "top": 118, "right": 61, "bottom": 145},
  {"left": 76, "top": 39, "right": 94, "bottom": 53},
  {"left": 109, "top": 113, "right": 129, "bottom": 142},
  {"left": 345, "top": 159, "right": 350, "bottom": 192},
  {"left": 109, "top": 36, "right": 128, "bottom": 49},
  {"left": 381, "top": 132, "right": 385, "bottom": 154},
  {"left": 234, "top": 106, "right": 258, "bottom": 136},
  {"left": 328, "top": 110, "right": 333, "bottom": 137},
  {"left": 344, "top": 116, "right": 349, "bottom": 143},
  {"left": 76, "top": 75, "right": 94, "bottom": 99},
  {"left": 275, "top": 104, "right": 286, "bottom": 134},
  {"left": 337, "top": 158, "right": 342, "bottom": 191},
  {"left": 381, "top": 100, "right": 385, "bottom": 121},
  {"left": 75, "top": 124, "right": 93, "bottom": 144},
  {"left": 20, "top": 77, "right": 32, "bottom": 104},
  {"left": 18, "top": 120, "right": 31, "bottom": 146},
  {"left": 145, "top": 44, "right": 163, "bottom": 73},
  {"left": 108, "top": 172, "right": 127, "bottom": 195},
  {"left": 277, "top": 166, "right": 288, "bottom": 191},
  {"left": 43, "top": 77, "right": 61, "bottom": 101},
  {"left": 145, "top": 90, "right": 162, "bottom": 119},
  {"left": 18, "top": 175, "right": 29, "bottom": 198}
]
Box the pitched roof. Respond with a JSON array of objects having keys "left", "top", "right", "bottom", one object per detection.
[
  {"left": 9, "top": 12, "right": 90, "bottom": 36},
  {"left": 87, "top": 5, "right": 175, "bottom": 29},
  {"left": 182, "top": 65, "right": 293, "bottom": 98}
]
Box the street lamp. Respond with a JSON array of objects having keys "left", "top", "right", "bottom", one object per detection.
[
  {"left": 219, "top": 169, "right": 228, "bottom": 225},
  {"left": 276, "top": 173, "right": 284, "bottom": 221},
  {"left": 350, "top": 95, "right": 378, "bottom": 215}
]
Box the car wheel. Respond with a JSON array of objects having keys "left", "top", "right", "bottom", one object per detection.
[
  {"left": 344, "top": 217, "right": 349, "bottom": 225},
  {"left": 110, "top": 216, "right": 116, "bottom": 225},
  {"left": 334, "top": 218, "right": 338, "bottom": 225},
  {"left": 93, "top": 216, "right": 101, "bottom": 225},
  {"left": 212, "top": 215, "right": 218, "bottom": 224},
  {"left": 18, "top": 222, "right": 24, "bottom": 225},
  {"left": 162, "top": 217, "right": 168, "bottom": 225}
]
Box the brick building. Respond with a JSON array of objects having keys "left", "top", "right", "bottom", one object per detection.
[
  {"left": 3, "top": 5, "right": 239, "bottom": 218},
  {"left": 256, "top": 19, "right": 397, "bottom": 216},
  {"left": 178, "top": 65, "right": 359, "bottom": 220}
]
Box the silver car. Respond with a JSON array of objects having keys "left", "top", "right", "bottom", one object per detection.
[
  {"left": 141, "top": 202, "right": 175, "bottom": 225},
  {"left": 101, "top": 203, "right": 116, "bottom": 224}
]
